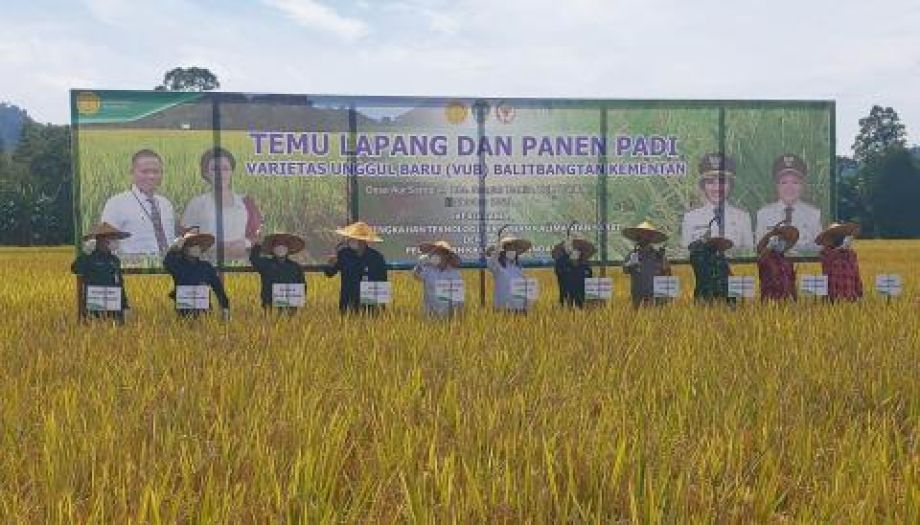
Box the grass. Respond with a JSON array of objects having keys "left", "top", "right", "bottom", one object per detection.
[{"left": 0, "top": 241, "right": 917, "bottom": 523}]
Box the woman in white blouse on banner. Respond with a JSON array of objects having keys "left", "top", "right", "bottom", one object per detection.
[{"left": 181, "top": 147, "right": 263, "bottom": 262}]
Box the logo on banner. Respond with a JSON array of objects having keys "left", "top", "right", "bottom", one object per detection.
[
  {"left": 494, "top": 101, "right": 515, "bottom": 124},
  {"left": 75, "top": 92, "right": 101, "bottom": 115},
  {"left": 445, "top": 101, "right": 469, "bottom": 124}
]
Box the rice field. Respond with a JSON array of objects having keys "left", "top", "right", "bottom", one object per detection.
[{"left": 0, "top": 241, "right": 918, "bottom": 523}]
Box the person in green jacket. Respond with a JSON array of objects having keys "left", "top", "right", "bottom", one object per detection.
[
  {"left": 249, "top": 231, "right": 307, "bottom": 312},
  {"left": 71, "top": 222, "right": 131, "bottom": 322},
  {"left": 688, "top": 230, "right": 734, "bottom": 303}
]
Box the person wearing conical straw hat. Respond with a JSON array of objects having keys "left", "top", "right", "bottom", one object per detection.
[
  {"left": 687, "top": 223, "right": 734, "bottom": 303},
  {"left": 551, "top": 236, "right": 595, "bottom": 308},
  {"left": 324, "top": 221, "right": 388, "bottom": 313},
  {"left": 249, "top": 229, "right": 307, "bottom": 311},
  {"left": 413, "top": 240, "right": 463, "bottom": 317},
  {"left": 164, "top": 228, "right": 230, "bottom": 319},
  {"left": 816, "top": 222, "right": 863, "bottom": 302},
  {"left": 621, "top": 220, "right": 671, "bottom": 306},
  {"left": 71, "top": 222, "right": 131, "bottom": 322},
  {"left": 756, "top": 223, "right": 799, "bottom": 301},
  {"left": 486, "top": 232, "right": 532, "bottom": 311}
]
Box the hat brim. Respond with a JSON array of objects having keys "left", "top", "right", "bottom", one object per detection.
[
  {"left": 773, "top": 168, "right": 806, "bottom": 181},
  {"left": 757, "top": 225, "right": 799, "bottom": 253},
  {"left": 622, "top": 227, "right": 668, "bottom": 244},
  {"left": 420, "top": 243, "right": 461, "bottom": 267},
  {"left": 500, "top": 238, "right": 532, "bottom": 254},
  {"left": 264, "top": 233, "right": 305, "bottom": 254},
  {"left": 815, "top": 223, "right": 859, "bottom": 247},
  {"left": 335, "top": 227, "right": 383, "bottom": 243},
  {"left": 184, "top": 233, "right": 215, "bottom": 251},
  {"left": 699, "top": 170, "right": 736, "bottom": 180},
  {"left": 82, "top": 230, "right": 131, "bottom": 241},
  {"left": 705, "top": 236, "right": 734, "bottom": 251}
]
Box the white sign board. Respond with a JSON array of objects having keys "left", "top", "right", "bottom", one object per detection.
[
  {"left": 510, "top": 278, "right": 539, "bottom": 308},
  {"left": 584, "top": 277, "right": 613, "bottom": 300},
  {"left": 875, "top": 274, "right": 902, "bottom": 297},
  {"left": 360, "top": 281, "right": 391, "bottom": 306},
  {"left": 85, "top": 285, "right": 122, "bottom": 312},
  {"left": 653, "top": 276, "right": 680, "bottom": 299},
  {"left": 800, "top": 275, "right": 829, "bottom": 297},
  {"left": 176, "top": 285, "right": 210, "bottom": 310},
  {"left": 272, "top": 283, "right": 305, "bottom": 308},
  {"left": 727, "top": 276, "right": 756, "bottom": 299},
  {"left": 434, "top": 279, "right": 465, "bottom": 305}
]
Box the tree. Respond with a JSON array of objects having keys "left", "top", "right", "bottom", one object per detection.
[
  {"left": 851, "top": 105, "right": 906, "bottom": 164},
  {"left": 868, "top": 147, "right": 920, "bottom": 238},
  {"left": 154, "top": 67, "right": 220, "bottom": 92}
]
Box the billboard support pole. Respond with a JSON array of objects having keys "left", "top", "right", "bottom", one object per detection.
[
  {"left": 70, "top": 91, "right": 86, "bottom": 320},
  {"left": 474, "top": 100, "right": 488, "bottom": 308},
  {"left": 211, "top": 94, "right": 225, "bottom": 275},
  {"left": 348, "top": 104, "right": 359, "bottom": 222},
  {"left": 717, "top": 106, "right": 727, "bottom": 239},
  {"left": 598, "top": 105, "right": 609, "bottom": 277}
]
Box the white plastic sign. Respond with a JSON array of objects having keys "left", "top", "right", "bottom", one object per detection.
[
  {"left": 653, "top": 276, "right": 680, "bottom": 299},
  {"left": 434, "top": 279, "right": 465, "bottom": 305},
  {"left": 800, "top": 275, "right": 829, "bottom": 297},
  {"left": 272, "top": 283, "right": 305, "bottom": 308},
  {"left": 510, "top": 278, "right": 539, "bottom": 307},
  {"left": 584, "top": 277, "right": 613, "bottom": 300},
  {"left": 176, "top": 285, "right": 210, "bottom": 310},
  {"left": 727, "top": 276, "right": 756, "bottom": 299},
  {"left": 85, "top": 286, "right": 122, "bottom": 312},
  {"left": 875, "top": 274, "right": 902, "bottom": 297},
  {"left": 360, "top": 281, "right": 391, "bottom": 306}
]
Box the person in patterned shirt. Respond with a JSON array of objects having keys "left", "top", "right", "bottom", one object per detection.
[
  {"left": 816, "top": 222, "right": 863, "bottom": 302},
  {"left": 757, "top": 224, "right": 799, "bottom": 301},
  {"left": 688, "top": 230, "right": 734, "bottom": 303}
]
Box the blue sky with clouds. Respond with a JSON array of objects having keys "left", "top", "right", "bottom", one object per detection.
[{"left": 1, "top": 0, "right": 918, "bottom": 154}]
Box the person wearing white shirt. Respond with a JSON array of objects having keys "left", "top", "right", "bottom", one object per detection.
[
  {"left": 755, "top": 153, "right": 823, "bottom": 254},
  {"left": 486, "top": 235, "right": 533, "bottom": 311},
  {"left": 681, "top": 153, "right": 754, "bottom": 252},
  {"left": 100, "top": 149, "right": 176, "bottom": 261},
  {"left": 413, "top": 240, "right": 464, "bottom": 317},
  {"left": 180, "top": 147, "right": 263, "bottom": 262}
]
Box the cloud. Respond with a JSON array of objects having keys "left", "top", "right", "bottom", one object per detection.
[{"left": 263, "top": 0, "right": 368, "bottom": 40}]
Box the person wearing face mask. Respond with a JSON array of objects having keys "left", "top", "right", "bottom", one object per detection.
[
  {"left": 816, "top": 222, "right": 863, "bottom": 302},
  {"left": 551, "top": 236, "right": 595, "bottom": 308},
  {"left": 486, "top": 234, "right": 533, "bottom": 311},
  {"left": 164, "top": 230, "right": 230, "bottom": 319},
  {"left": 756, "top": 223, "right": 799, "bottom": 301},
  {"left": 324, "top": 221, "right": 388, "bottom": 313},
  {"left": 621, "top": 221, "right": 671, "bottom": 307},
  {"left": 413, "top": 240, "right": 463, "bottom": 317},
  {"left": 687, "top": 224, "right": 734, "bottom": 303},
  {"left": 71, "top": 223, "right": 132, "bottom": 322},
  {"left": 249, "top": 231, "right": 307, "bottom": 311}
]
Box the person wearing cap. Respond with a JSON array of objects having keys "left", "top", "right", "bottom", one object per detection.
[
  {"left": 486, "top": 235, "right": 533, "bottom": 311},
  {"left": 681, "top": 153, "right": 754, "bottom": 252},
  {"left": 413, "top": 240, "right": 463, "bottom": 317},
  {"left": 687, "top": 230, "right": 734, "bottom": 303},
  {"left": 755, "top": 154, "right": 822, "bottom": 253},
  {"left": 816, "top": 222, "right": 863, "bottom": 302},
  {"left": 163, "top": 230, "right": 231, "bottom": 318},
  {"left": 249, "top": 231, "right": 307, "bottom": 311},
  {"left": 621, "top": 221, "right": 671, "bottom": 306},
  {"left": 324, "top": 221, "right": 388, "bottom": 313},
  {"left": 756, "top": 224, "right": 799, "bottom": 301},
  {"left": 551, "top": 237, "right": 595, "bottom": 308},
  {"left": 71, "top": 223, "right": 131, "bottom": 321},
  {"left": 181, "top": 147, "right": 263, "bottom": 262}
]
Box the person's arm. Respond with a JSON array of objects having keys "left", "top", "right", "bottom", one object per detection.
[
  {"left": 71, "top": 254, "right": 86, "bottom": 275},
  {"left": 243, "top": 195, "right": 263, "bottom": 241},
  {"left": 208, "top": 267, "right": 230, "bottom": 309},
  {"left": 323, "top": 250, "right": 342, "bottom": 277},
  {"left": 376, "top": 251, "right": 389, "bottom": 282},
  {"left": 249, "top": 243, "right": 269, "bottom": 272}
]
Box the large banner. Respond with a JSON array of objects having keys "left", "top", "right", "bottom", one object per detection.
[{"left": 72, "top": 91, "right": 834, "bottom": 270}]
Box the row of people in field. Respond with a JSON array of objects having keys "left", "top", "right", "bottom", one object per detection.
[{"left": 71, "top": 218, "right": 863, "bottom": 321}]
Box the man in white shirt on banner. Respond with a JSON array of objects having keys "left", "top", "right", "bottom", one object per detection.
[
  {"left": 755, "top": 153, "right": 822, "bottom": 254},
  {"left": 100, "top": 149, "right": 177, "bottom": 260},
  {"left": 681, "top": 152, "right": 754, "bottom": 253}
]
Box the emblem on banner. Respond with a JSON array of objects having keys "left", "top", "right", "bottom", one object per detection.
[
  {"left": 495, "top": 101, "right": 515, "bottom": 124},
  {"left": 75, "top": 91, "right": 101, "bottom": 115},
  {"left": 784, "top": 155, "right": 796, "bottom": 167},
  {"left": 445, "top": 101, "right": 469, "bottom": 124}
]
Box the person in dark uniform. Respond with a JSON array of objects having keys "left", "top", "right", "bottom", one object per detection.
[
  {"left": 551, "top": 236, "right": 595, "bottom": 308},
  {"left": 323, "top": 221, "right": 388, "bottom": 313},
  {"left": 249, "top": 231, "right": 307, "bottom": 312},
  {"left": 71, "top": 222, "right": 131, "bottom": 322},
  {"left": 688, "top": 229, "right": 734, "bottom": 303},
  {"left": 163, "top": 231, "right": 230, "bottom": 319}
]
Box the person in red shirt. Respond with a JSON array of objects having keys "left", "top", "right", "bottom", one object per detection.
[
  {"left": 757, "top": 224, "right": 799, "bottom": 301},
  {"left": 816, "top": 222, "right": 863, "bottom": 301}
]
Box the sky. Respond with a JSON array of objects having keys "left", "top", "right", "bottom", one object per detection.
[{"left": 1, "top": 0, "right": 918, "bottom": 155}]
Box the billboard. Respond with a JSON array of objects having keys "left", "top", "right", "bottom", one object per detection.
[{"left": 71, "top": 91, "right": 834, "bottom": 270}]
